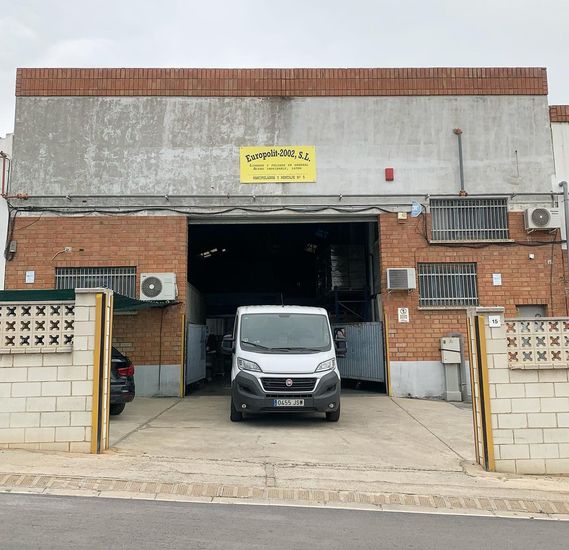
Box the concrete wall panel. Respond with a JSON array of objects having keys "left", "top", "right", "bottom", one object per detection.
[{"left": 12, "top": 96, "right": 555, "bottom": 199}]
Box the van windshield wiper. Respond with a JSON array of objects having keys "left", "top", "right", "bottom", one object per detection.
[
  {"left": 241, "top": 341, "right": 273, "bottom": 350},
  {"left": 242, "top": 342, "right": 322, "bottom": 352},
  {"left": 271, "top": 346, "right": 322, "bottom": 352}
]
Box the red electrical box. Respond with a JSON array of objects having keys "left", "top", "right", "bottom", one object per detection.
[{"left": 385, "top": 167, "right": 394, "bottom": 181}]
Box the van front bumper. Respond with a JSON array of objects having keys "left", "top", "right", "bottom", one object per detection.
[{"left": 231, "top": 370, "right": 340, "bottom": 414}]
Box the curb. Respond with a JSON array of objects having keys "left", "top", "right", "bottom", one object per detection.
[{"left": 2, "top": 472, "right": 569, "bottom": 518}]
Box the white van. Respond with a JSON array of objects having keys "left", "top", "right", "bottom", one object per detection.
[{"left": 223, "top": 305, "right": 343, "bottom": 423}]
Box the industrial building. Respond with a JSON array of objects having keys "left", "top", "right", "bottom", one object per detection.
[{"left": 4, "top": 67, "right": 566, "bottom": 399}]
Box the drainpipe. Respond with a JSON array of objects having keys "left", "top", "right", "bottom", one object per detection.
[
  {"left": 559, "top": 181, "right": 569, "bottom": 283},
  {"left": 453, "top": 129, "right": 467, "bottom": 196},
  {"left": 0, "top": 151, "right": 7, "bottom": 196}
]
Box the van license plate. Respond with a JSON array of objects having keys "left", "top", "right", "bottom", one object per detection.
[{"left": 273, "top": 399, "right": 304, "bottom": 407}]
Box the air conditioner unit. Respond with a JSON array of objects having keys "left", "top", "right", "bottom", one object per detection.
[
  {"left": 524, "top": 208, "right": 562, "bottom": 231},
  {"left": 140, "top": 273, "right": 177, "bottom": 301},
  {"left": 387, "top": 268, "right": 416, "bottom": 290}
]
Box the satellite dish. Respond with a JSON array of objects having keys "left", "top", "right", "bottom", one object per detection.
[{"left": 410, "top": 201, "right": 423, "bottom": 217}]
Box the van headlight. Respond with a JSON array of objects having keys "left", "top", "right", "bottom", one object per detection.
[
  {"left": 315, "top": 358, "right": 336, "bottom": 372},
  {"left": 237, "top": 358, "right": 262, "bottom": 372}
]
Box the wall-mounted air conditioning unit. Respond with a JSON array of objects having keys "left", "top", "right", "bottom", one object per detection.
[
  {"left": 524, "top": 208, "right": 562, "bottom": 231},
  {"left": 140, "top": 273, "right": 177, "bottom": 301},
  {"left": 387, "top": 268, "right": 416, "bottom": 290}
]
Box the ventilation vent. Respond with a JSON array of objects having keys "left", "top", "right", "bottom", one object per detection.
[
  {"left": 387, "top": 268, "right": 416, "bottom": 290},
  {"left": 140, "top": 273, "right": 177, "bottom": 301},
  {"left": 524, "top": 208, "right": 561, "bottom": 231},
  {"left": 141, "top": 276, "right": 162, "bottom": 298},
  {"left": 532, "top": 208, "right": 551, "bottom": 227}
]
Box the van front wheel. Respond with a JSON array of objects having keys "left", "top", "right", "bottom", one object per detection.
[
  {"left": 230, "top": 398, "right": 243, "bottom": 422},
  {"left": 326, "top": 405, "right": 340, "bottom": 422}
]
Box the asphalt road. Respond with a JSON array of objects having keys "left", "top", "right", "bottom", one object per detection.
[{"left": 1, "top": 493, "right": 568, "bottom": 550}]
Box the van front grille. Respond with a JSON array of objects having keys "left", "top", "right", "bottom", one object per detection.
[
  {"left": 268, "top": 394, "right": 313, "bottom": 399},
  {"left": 261, "top": 378, "right": 316, "bottom": 393}
]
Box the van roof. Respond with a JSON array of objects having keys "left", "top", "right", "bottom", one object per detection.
[{"left": 237, "top": 305, "right": 329, "bottom": 315}]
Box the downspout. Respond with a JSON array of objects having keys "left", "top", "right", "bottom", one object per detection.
[
  {"left": 453, "top": 129, "right": 467, "bottom": 196},
  {"left": 559, "top": 181, "right": 569, "bottom": 290},
  {"left": 0, "top": 151, "right": 6, "bottom": 196}
]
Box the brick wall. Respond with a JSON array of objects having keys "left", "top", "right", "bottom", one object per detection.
[
  {"left": 112, "top": 308, "right": 182, "bottom": 366},
  {"left": 4, "top": 215, "right": 188, "bottom": 366},
  {"left": 380, "top": 212, "right": 567, "bottom": 364},
  {"left": 15, "top": 67, "right": 548, "bottom": 97},
  {"left": 550, "top": 105, "right": 569, "bottom": 123}
]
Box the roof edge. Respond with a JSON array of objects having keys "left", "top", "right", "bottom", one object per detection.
[
  {"left": 550, "top": 105, "right": 569, "bottom": 122},
  {"left": 15, "top": 67, "right": 548, "bottom": 98}
]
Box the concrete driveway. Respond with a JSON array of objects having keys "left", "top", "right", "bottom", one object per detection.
[
  {"left": 6, "top": 391, "right": 569, "bottom": 516},
  {"left": 109, "top": 392, "right": 475, "bottom": 473},
  {"left": 5, "top": 395, "right": 569, "bottom": 517}
]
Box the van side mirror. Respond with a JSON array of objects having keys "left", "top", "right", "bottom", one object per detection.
[
  {"left": 333, "top": 327, "right": 347, "bottom": 358},
  {"left": 221, "top": 334, "right": 234, "bottom": 354}
]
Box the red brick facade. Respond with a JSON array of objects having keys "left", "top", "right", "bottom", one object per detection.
[
  {"left": 5, "top": 210, "right": 567, "bottom": 392},
  {"left": 15, "top": 67, "right": 548, "bottom": 97},
  {"left": 6, "top": 211, "right": 566, "bottom": 368},
  {"left": 550, "top": 105, "right": 569, "bottom": 122},
  {"left": 4, "top": 215, "right": 188, "bottom": 366},
  {"left": 380, "top": 212, "right": 567, "bottom": 363}
]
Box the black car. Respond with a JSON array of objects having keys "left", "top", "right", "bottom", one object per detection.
[{"left": 110, "top": 347, "right": 135, "bottom": 415}]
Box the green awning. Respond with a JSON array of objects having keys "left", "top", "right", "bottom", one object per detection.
[
  {"left": 113, "top": 293, "right": 176, "bottom": 312},
  {"left": 0, "top": 289, "right": 76, "bottom": 302},
  {"left": 0, "top": 289, "right": 176, "bottom": 312}
]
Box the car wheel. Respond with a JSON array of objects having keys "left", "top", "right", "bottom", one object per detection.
[
  {"left": 109, "top": 403, "right": 126, "bottom": 416},
  {"left": 230, "top": 398, "right": 243, "bottom": 422},
  {"left": 326, "top": 404, "right": 340, "bottom": 422}
]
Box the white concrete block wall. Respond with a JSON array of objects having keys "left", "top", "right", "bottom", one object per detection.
[
  {"left": 483, "top": 314, "right": 569, "bottom": 475},
  {"left": 0, "top": 292, "right": 99, "bottom": 453}
]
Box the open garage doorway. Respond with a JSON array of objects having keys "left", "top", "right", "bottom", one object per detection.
[{"left": 185, "top": 220, "right": 385, "bottom": 397}]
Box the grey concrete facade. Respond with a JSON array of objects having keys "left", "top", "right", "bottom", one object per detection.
[
  {"left": 0, "top": 133, "right": 12, "bottom": 289},
  {"left": 552, "top": 121, "right": 569, "bottom": 183},
  {"left": 11, "top": 95, "right": 555, "bottom": 206},
  {"left": 134, "top": 364, "right": 180, "bottom": 397},
  {"left": 552, "top": 120, "right": 569, "bottom": 244}
]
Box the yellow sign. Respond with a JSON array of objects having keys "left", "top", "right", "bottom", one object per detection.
[{"left": 240, "top": 146, "right": 316, "bottom": 183}]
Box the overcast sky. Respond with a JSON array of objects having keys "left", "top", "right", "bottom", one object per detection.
[{"left": 1, "top": 0, "right": 568, "bottom": 136}]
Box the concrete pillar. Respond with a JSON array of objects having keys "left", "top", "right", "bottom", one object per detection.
[
  {"left": 440, "top": 336, "right": 462, "bottom": 402},
  {"left": 444, "top": 364, "right": 462, "bottom": 401}
]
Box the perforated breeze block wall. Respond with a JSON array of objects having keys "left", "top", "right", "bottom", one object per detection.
[
  {"left": 380, "top": 212, "right": 567, "bottom": 365},
  {"left": 0, "top": 291, "right": 99, "bottom": 452},
  {"left": 482, "top": 314, "right": 569, "bottom": 474},
  {"left": 5, "top": 215, "right": 188, "bottom": 371}
]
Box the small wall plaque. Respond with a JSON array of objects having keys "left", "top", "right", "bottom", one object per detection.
[
  {"left": 488, "top": 315, "right": 501, "bottom": 328},
  {"left": 398, "top": 308, "right": 410, "bottom": 323}
]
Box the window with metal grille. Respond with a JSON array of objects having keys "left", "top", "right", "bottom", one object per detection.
[
  {"left": 418, "top": 263, "right": 478, "bottom": 307},
  {"left": 55, "top": 267, "right": 137, "bottom": 298},
  {"left": 430, "top": 198, "right": 509, "bottom": 241}
]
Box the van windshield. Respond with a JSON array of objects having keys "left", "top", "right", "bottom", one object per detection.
[{"left": 240, "top": 313, "right": 332, "bottom": 353}]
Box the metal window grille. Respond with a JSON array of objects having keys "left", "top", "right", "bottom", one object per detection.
[
  {"left": 430, "top": 198, "right": 509, "bottom": 241},
  {"left": 418, "top": 263, "right": 478, "bottom": 307},
  {"left": 55, "top": 267, "right": 136, "bottom": 298}
]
